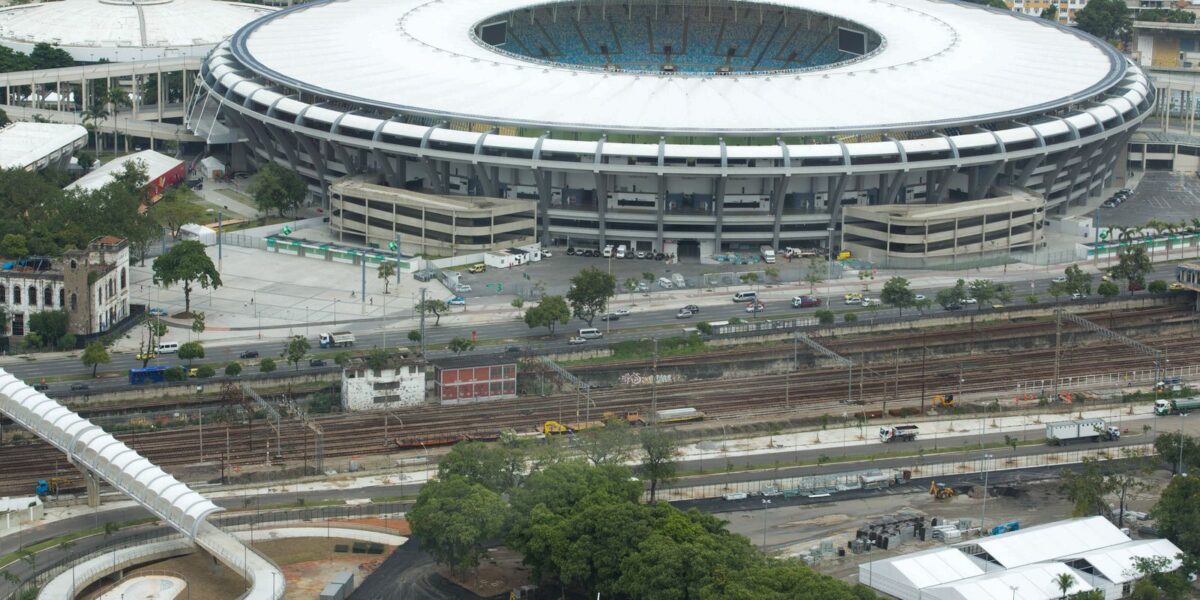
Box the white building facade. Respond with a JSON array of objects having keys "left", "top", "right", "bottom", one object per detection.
[{"left": 341, "top": 354, "right": 426, "bottom": 411}]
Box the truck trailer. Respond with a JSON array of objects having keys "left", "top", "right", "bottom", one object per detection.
[
  {"left": 319, "top": 331, "right": 356, "bottom": 348},
  {"left": 879, "top": 425, "right": 919, "bottom": 443},
  {"left": 1045, "top": 418, "right": 1120, "bottom": 445},
  {"left": 1156, "top": 397, "right": 1200, "bottom": 416}
]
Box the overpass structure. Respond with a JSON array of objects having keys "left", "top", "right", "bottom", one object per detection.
[{"left": 0, "top": 369, "right": 284, "bottom": 600}]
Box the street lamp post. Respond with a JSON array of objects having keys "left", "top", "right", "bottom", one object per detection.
[
  {"left": 825, "top": 227, "right": 835, "bottom": 308},
  {"left": 980, "top": 453, "right": 993, "bottom": 540},
  {"left": 761, "top": 498, "right": 771, "bottom": 549},
  {"left": 1179, "top": 414, "right": 1187, "bottom": 476}
]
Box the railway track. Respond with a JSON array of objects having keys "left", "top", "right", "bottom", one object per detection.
[{"left": 0, "top": 307, "right": 1193, "bottom": 495}]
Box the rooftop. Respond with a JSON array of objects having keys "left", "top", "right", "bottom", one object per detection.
[
  {"left": 234, "top": 0, "right": 1124, "bottom": 134},
  {"left": 0, "top": 122, "right": 86, "bottom": 170},
  {"left": 0, "top": 0, "right": 274, "bottom": 61},
  {"left": 335, "top": 177, "right": 534, "bottom": 213},
  {"left": 65, "top": 150, "right": 183, "bottom": 193}
]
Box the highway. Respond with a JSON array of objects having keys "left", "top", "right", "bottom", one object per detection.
[{"left": 4, "top": 265, "right": 1185, "bottom": 395}]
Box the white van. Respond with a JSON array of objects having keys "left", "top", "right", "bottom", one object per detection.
[
  {"left": 578, "top": 328, "right": 603, "bottom": 339},
  {"left": 616, "top": 244, "right": 627, "bottom": 258},
  {"left": 156, "top": 341, "right": 180, "bottom": 354},
  {"left": 733, "top": 291, "right": 758, "bottom": 303},
  {"left": 601, "top": 245, "right": 614, "bottom": 258}
]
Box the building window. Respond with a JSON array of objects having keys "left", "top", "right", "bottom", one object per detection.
[
  {"left": 59, "top": 289, "right": 64, "bottom": 308},
  {"left": 69, "top": 259, "right": 77, "bottom": 270},
  {"left": 13, "top": 286, "right": 21, "bottom": 305},
  {"left": 27, "top": 286, "right": 35, "bottom": 307},
  {"left": 120, "top": 268, "right": 126, "bottom": 289},
  {"left": 43, "top": 287, "right": 52, "bottom": 307},
  {"left": 70, "top": 293, "right": 76, "bottom": 311},
  {"left": 0, "top": 284, "right": 5, "bottom": 303}
]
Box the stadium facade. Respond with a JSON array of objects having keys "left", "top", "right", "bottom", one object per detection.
[{"left": 187, "top": 0, "right": 1153, "bottom": 264}]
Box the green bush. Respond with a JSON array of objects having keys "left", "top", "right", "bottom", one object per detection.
[
  {"left": 164, "top": 366, "right": 185, "bottom": 381},
  {"left": 1148, "top": 279, "right": 1169, "bottom": 294},
  {"left": 814, "top": 309, "right": 835, "bottom": 325},
  {"left": 195, "top": 365, "right": 215, "bottom": 378},
  {"left": 224, "top": 362, "right": 242, "bottom": 376},
  {"left": 843, "top": 313, "right": 857, "bottom": 323},
  {"left": 259, "top": 358, "right": 277, "bottom": 373},
  {"left": 696, "top": 321, "right": 713, "bottom": 335}
]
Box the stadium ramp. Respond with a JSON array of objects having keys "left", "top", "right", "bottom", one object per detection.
[{"left": 0, "top": 369, "right": 284, "bottom": 600}]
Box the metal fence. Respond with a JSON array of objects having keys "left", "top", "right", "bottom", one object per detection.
[
  {"left": 1011, "top": 363, "right": 1200, "bottom": 396},
  {"left": 2, "top": 501, "right": 408, "bottom": 600}
]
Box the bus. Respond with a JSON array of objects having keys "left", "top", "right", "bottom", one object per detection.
[{"left": 129, "top": 366, "right": 168, "bottom": 385}]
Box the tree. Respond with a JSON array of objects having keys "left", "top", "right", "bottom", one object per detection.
[
  {"left": 855, "top": 266, "right": 872, "bottom": 291},
  {"left": 881, "top": 276, "right": 915, "bottom": 316},
  {"left": 578, "top": 419, "right": 636, "bottom": 466},
  {"left": 259, "top": 358, "right": 276, "bottom": 373},
  {"left": 1048, "top": 281, "right": 1069, "bottom": 303},
  {"left": 510, "top": 296, "right": 524, "bottom": 317},
  {"left": 1026, "top": 294, "right": 1040, "bottom": 305},
  {"left": 150, "top": 187, "right": 206, "bottom": 239},
  {"left": 246, "top": 162, "right": 306, "bottom": 218},
  {"left": 28, "top": 311, "right": 69, "bottom": 348},
  {"left": 285, "top": 335, "right": 310, "bottom": 370},
  {"left": 814, "top": 309, "right": 834, "bottom": 325},
  {"left": 0, "top": 233, "right": 27, "bottom": 258},
  {"left": 1154, "top": 432, "right": 1200, "bottom": 475},
  {"left": 640, "top": 427, "right": 678, "bottom": 503},
  {"left": 1059, "top": 459, "right": 1114, "bottom": 519},
  {"left": 764, "top": 266, "right": 780, "bottom": 282},
  {"left": 420, "top": 299, "right": 448, "bottom": 326},
  {"left": 377, "top": 261, "right": 395, "bottom": 294},
  {"left": 1111, "top": 246, "right": 1152, "bottom": 291},
  {"left": 968, "top": 279, "right": 997, "bottom": 309},
  {"left": 448, "top": 336, "right": 475, "bottom": 355},
  {"left": 437, "top": 442, "right": 514, "bottom": 493},
  {"left": 409, "top": 477, "right": 509, "bottom": 576},
  {"left": 936, "top": 279, "right": 968, "bottom": 309},
  {"left": 1097, "top": 280, "right": 1120, "bottom": 298},
  {"left": 177, "top": 341, "right": 204, "bottom": 367},
  {"left": 1129, "top": 555, "right": 1192, "bottom": 599},
  {"left": 1054, "top": 572, "right": 1077, "bottom": 599},
  {"left": 624, "top": 277, "right": 639, "bottom": 296},
  {"left": 1074, "top": 0, "right": 1131, "bottom": 41},
  {"left": 407, "top": 330, "right": 421, "bottom": 343},
  {"left": 740, "top": 272, "right": 759, "bottom": 289},
  {"left": 567, "top": 267, "right": 616, "bottom": 327},
  {"left": 29, "top": 43, "right": 72, "bottom": 70},
  {"left": 224, "top": 362, "right": 242, "bottom": 377},
  {"left": 74, "top": 151, "right": 95, "bottom": 172},
  {"left": 81, "top": 341, "right": 110, "bottom": 378},
  {"left": 1149, "top": 279, "right": 1169, "bottom": 294},
  {"left": 1151, "top": 475, "right": 1200, "bottom": 556},
  {"left": 195, "top": 365, "right": 215, "bottom": 378},
  {"left": 524, "top": 295, "right": 570, "bottom": 335},
  {"left": 1064, "top": 264, "right": 1093, "bottom": 297},
  {"left": 152, "top": 240, "right": 221, "bottom": 315},
  {"left": 1041, "top": 3, "right": 1058, "bottom": 20}
]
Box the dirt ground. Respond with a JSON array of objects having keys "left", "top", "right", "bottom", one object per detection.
[
  {"left": 80, "top": 537, "right": 395, "bottom": 600},
  {"left": 436, "top": 547, "right": 531, "bottom": 598}
]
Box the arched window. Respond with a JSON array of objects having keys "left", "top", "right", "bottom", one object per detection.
[
  {"left": 0, "top": 284, "right": 6, "bottom": 304},
  {"left": 69, "top": 293, "right": 77, "bottom": 311},
  {"left": 43, "top": 287, "right": 52, "bottom": 307},
  {"left": 58, "top": 289, "right": 64, "bottom": 308},
  {"left": 69, "top": 259, "right": 77, "bottom": 270},
  {"left": 14, "top": 286, "right": 21, "bottom": 305},
  {"left": 27, "top": 286, "right": 36, "bottom": 307},
  {"left": 120, "top": 268, "right": 126, "bottom": 290}
]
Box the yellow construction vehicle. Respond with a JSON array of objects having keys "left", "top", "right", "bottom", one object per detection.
[
  {"left": 929, "top": 481, "right": 956, "bottom": 500},
  {"left": 541, "top": 420, "right": 603, "bottom": 436},
  {"left": 932, "top": 394, "right": 955, "bottom": 408}
]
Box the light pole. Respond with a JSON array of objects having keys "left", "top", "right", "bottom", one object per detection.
[
  {"left": 1178, "top": 414, "right": 1187, "bottom": 476},
  {"left": 980, "top": 453, "right": 993, "bottom": 541},
  {"left": 1009, "top": 585, "right": 1019, "bottom": 600},
  {"left": 825, "top": 227, "right": 835, "bottom": 308}
]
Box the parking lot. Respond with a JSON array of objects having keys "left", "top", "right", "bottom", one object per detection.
[{"left": 1100, "top": 171, "right": 1200, "bottom": 228}]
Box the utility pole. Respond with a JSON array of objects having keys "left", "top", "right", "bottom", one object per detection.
[
  {"left": 360, "top": 251, "right": 367, "bottom": 313},
  {"left": 418, "top": 287, "right": 427, "bottom": 356},
  {"left": 920, "top": 332, "right": 927, "bottom": 413},
  {"left": 651, "top": 337, "right": 659, "bottom": 424},
  {"left": 1052, "top": 311, "right": 1062, "bottom": 403}
]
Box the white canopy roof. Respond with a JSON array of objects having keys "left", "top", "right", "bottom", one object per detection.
[
  {"left": 237, "top": 0, "right": 1123, "bottom": 134},
  {"left": 1063, "top": 538, "right": 1184, "bottom": 584},
  {"left": 66, "top": 149, "right": 182, "bottom": 192},
  {"left": 0, "top": 122, "right": 85, "bottom": 170},
  {"left": 923, "top": 562, "right": 1096, "bottom": 600},
  {"left": 974, "top": 516, "right": 1131, "bottom": 569}
]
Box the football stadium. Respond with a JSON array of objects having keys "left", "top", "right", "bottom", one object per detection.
[{"left": 187, "top": 0, "right": 1154, "bottom": 264}]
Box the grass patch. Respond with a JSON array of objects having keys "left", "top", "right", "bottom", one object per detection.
[
  {"left": 249, "top": 498, "right": 346, "bottom": 512},
  {"left": 369, "top": 495, "right": 410, "bottom": 504},
  {"left": 0, "top": 516, "right": 157, "bottom": 567}
]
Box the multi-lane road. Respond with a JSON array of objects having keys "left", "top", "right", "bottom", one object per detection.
[{"left": 2, "top": 265, "right": 1186, "bottom": 396}]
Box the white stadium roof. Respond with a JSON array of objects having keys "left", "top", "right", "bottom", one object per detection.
[
  {"left": 235, "top": 0, "right": 1123, "bottom": 134},
  {"left": 0, "top": 0, "right": 273, "bottom": 62},
  {"left": 0, "top": 122, "right": 86, "bottom": 171}
]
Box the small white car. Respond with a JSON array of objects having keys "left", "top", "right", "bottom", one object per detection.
[
  {"left": 454, "top": 283, "right": 472, "bottom": 293},
  {"left": 745, "top": 302, "right": 765, "bottom": 313},
  {"left": 962, "top": 297, "right": 978, "bottom": 305},
  {"left": 657, "top": 277, "right": 674, "bottom": 289},
  {"left": 676, "top": 308, "right": 694, "bottom": 319},
  {"left": 1071, "top": 292, "right": 1086, "bottom": 301},
  {"left": 568, "top": 336, "right": 587, "bottom": 345},
  {"left": 613, "top": 308, "right": 631, "bottom": 317},
  {"left": 1052, "top": 276, "right": 1068, "bottom": 283},
  {"left": 914, "top": 294, "right": 926, "bottom": 301},
  {"left": 635, "top": 282, "right": 649, "bottom": 293}
]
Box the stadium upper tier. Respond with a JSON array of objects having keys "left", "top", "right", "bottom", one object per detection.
[
  {"left": 479, "top": 1, "right": 882, "bottom": 74},
  {"left": 229, "top": 0, "right": 1124, "bottom": 134}
]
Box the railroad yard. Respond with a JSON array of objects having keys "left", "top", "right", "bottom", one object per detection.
[{"left": 2, "top": 301, "right": 1192, "bottom": 498}]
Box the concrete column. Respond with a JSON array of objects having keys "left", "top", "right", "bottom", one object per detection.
[
  {"left": 157, "top": 70, "right": 164, "bottom": 122},
  {"left": 595, "top": 171, "right": 608, "bottom": 245},
  {"left": 655, "top": 175, "right": 665, "bottom": 251},
  {"left": 714, "top": 177, "right": 727, "bottom": 253},
  {"left": 770, "top": 175, "right": 787, "bottom": 249}
]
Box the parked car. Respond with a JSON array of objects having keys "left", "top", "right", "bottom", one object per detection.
[
  {"left": 542, "top": 251, "right": 553, "bottom": 258},
  {"left": 683, "top": 304, "right": 700, "bottom": 314},
  {"left": 309, "top": 358, "right": 327, "bottom": 367},
  {"left": 448, "top": 296, "right": 467, "bottom": 306},
  {"left": 635, "top": 282, "right": 650, "bottom": 293},
  {"left": 32, "top": 383, "right": 49, "bottom": 392},
  {"left": 414, "top": 270, "right": 436, "bottom": 282},
  {"left": 1170, "top": 282, "right": 1186, "bottom": 291},
  {"left": 468, "top": 264, "right": 486, "bottom": 273},
  {"left": 568, "top": 336, "right": 587, "bottom": 345},
  {"left": 70, "top": 382, "right": 89, "bottom": 392},
  {"left": 657, "top": 277, "right": 674, "bottom": 289},
  {"left": 635, "top": 250, "right": 648, "bottom": 259},
  {"left": 148, "top": 307, "right": 168, "bottom": 317},
  {"left": 239, "top": 350, "right": 260, "bottom": 359},
  {"left": 454, "top": 283, "right": 472, "bottom": 293}
]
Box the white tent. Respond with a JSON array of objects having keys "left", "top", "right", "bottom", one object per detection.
[
  {"left": 199, "top": 155, "right": 225, "bottom": 179},
  {"left": 923, "top": 562, "right": 1096, "bottom": 600}
]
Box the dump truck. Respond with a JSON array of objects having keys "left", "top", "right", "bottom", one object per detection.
[
  {"left": 319, "top": 331, "right": 356, "bottom": 348},
  {"left": 1045, "top": 418, "right": 1120, "bottom": 445},
  {"left": 879, "top": 425, "right": 919, "bottom": 443},
  {"left": 1155, "top": 397, "right": 1200, "bottom": 416}
]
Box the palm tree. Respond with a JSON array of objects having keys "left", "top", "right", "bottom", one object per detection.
[{"left": 1054, "top": 572, "right": 1076, "bottom": 599}]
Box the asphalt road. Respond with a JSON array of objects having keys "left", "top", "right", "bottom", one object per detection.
[{"left": 4, "top": 265, "right": 1185, "bottom": 395}]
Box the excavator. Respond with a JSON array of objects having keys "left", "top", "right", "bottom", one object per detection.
[
  {"left": 929, "top": 481, "right": 956, "bottom": 500},
  {"left": 932, "top": 394, "right": 955, "bottom": 408}
]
